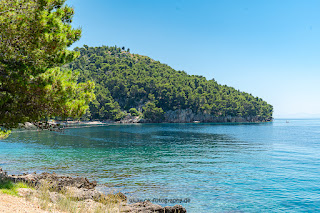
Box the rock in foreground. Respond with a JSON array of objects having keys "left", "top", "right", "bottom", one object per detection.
[
  {"left": 0, "top": 168, "right": 187, "bottom": 213},
  {"left": 123, "top": 201, "right": 186, "bottom": 213}
]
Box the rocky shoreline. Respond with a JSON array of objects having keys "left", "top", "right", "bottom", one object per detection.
[
  {"left": 0, "top": 168, "right": 186, "bottom": 213},
  {"left": 19, "top": 109, "right": 272, "bottom": 132},
  {"left": 122, "top": 109, "right": 272, "bottom": 123}
]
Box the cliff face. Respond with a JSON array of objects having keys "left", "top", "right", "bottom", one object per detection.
[
  {"left": 163, "top": 109, "right": 271, "bottom": 123},
  {"left": 120, "top": 109, "right": 271, "bottom": 123}
]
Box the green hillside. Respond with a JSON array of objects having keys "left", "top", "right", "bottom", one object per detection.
[{"left": 64, "top": 45, "right": 273, "bottom": 122}]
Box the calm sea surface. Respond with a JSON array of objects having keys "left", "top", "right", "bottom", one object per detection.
[{"left": 1, "top": 119, "right": 320, "bottom": 212}]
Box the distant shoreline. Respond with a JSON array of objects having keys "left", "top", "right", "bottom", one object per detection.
[{"left": 18, "top": 119, "right": 273, "bottom": 132}]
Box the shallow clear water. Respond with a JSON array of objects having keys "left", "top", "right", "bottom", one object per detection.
[{"left": 1, "top": 119, "right": 320, "bottom": 212}]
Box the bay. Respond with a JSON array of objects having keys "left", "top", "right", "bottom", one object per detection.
[{"left": 1, "top": 119, "right": 320, "bottom": 212}]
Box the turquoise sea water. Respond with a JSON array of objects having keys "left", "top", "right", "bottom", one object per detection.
[{"left": 1, "top": 119, "right": 320, "bottom": 212}]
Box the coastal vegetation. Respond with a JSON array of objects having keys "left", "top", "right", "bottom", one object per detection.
[
  {"left": 65, "top": 46, "right": 273, "bottom": 122},
  {"left": 0, "top": 179, "right": 31, "bottom": 197},
  {"left": 0, "top": 0, "right": 95, "bottom": 138}
]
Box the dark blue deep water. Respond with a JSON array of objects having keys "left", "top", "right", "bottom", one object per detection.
[{"left": 1, "top": 119, "right": 320, "bottom": 212}]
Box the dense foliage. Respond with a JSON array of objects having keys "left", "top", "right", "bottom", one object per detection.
[
  {"left": 0, "top": 0, "right": 95, "bottom": 137},
  {"left": 65, "top": 46, "right": 273, "bottom": 121}
]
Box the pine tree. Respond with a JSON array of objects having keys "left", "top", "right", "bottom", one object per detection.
[{"left": 0, "top": 0, "right": 95, "bottom": 138}]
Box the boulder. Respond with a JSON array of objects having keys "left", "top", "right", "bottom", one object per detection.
[
  {"left": 7, "top": 172, "right": 97, "bottom": 190},
  {"left": 122, "top": 201, "right": 187, "bottom": 213}
]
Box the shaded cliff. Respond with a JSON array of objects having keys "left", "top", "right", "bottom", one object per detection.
[{"left": 163, "top": 109, "right": 271, "bottom": 123}]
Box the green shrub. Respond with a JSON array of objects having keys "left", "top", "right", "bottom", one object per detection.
[
  {"left": 0, "top": 180, "right": 32, "bottom": 196},
  {"left": 129, "top": 108, "right": 140, "bottom": 116},
  {"left": 143, "top": 102, "right": 164, "bottom": 122}
]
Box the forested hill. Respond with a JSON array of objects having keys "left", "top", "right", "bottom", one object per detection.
[{"left": 64, "top": 45, "right": 273, "bottom": 122}]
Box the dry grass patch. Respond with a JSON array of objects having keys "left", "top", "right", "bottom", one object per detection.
[{"left": 26, "top": 180, "right": 123, "bottom": 213}]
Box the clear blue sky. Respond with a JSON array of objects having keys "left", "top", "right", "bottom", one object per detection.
[{"left": 68, "top": 0, "right": 320, "bottom": 118}]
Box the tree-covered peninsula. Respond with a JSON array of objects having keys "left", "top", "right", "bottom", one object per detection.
[{"left": 65, "top": 46, "right": 273, "bottom": 123}]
